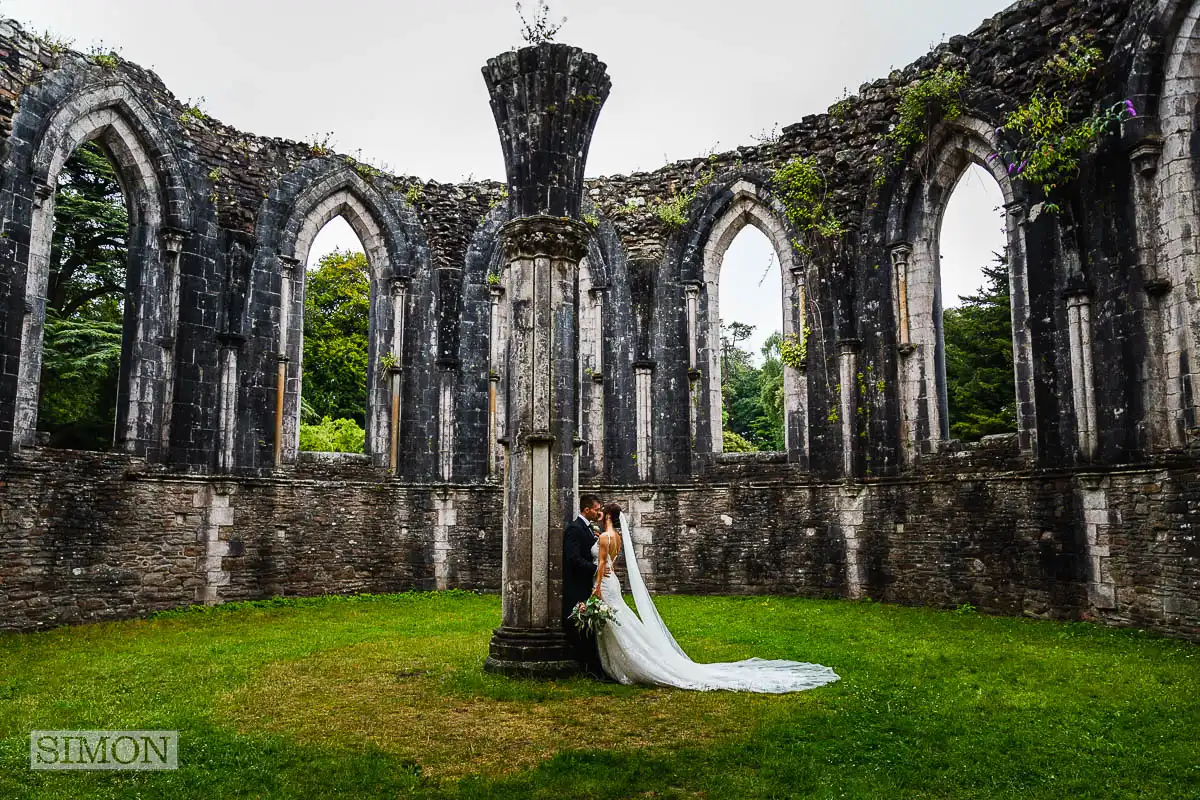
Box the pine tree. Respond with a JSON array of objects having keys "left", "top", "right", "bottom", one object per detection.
[{"left": 943, "top": 254, "right": 1017, "bottom": 441}]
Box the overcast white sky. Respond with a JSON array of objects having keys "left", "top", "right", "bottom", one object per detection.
[{"left": 7, "top": 0, "right": 1011, "bottom": 361}]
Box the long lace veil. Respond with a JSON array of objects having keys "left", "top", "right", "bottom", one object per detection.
[{"left": 619, "top": 512, "right": 688, "bottom": 659}]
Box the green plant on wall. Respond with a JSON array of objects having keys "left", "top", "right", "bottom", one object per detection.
[
  {"left": 885, "top": 64, "right": 968, "bottom": 161},
  {"left": 771, "top": 156, "right": 844, "bottom": 254},
  {"left": 179, "top": 98, "right": 209, "bottom": 126},
  {"left": 779, "top": 329, "right": 809, "bottom": 369},
  {"left": 405, "top": 182, "right": 424, "bottom": 208},
  {"left": 991, "top": 38, "right": 1135, "bottom": 213},
  {"left": 650, "top": 157, "right": 718, "bottom": 230}
]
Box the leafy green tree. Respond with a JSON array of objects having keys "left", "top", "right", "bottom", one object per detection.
[
  {"left": 299, "top": 416, "right": 366, "bottom": 454},
  {"left": 755, "top": 333, "right": 786, "bottom": 450},
  {"left": 302, "top": 249, "right": 370, "bottom": 426},
  {"left": 38, "top": 141, "right": 128, "bottom": 449},
  {"left": 943, "top": 255, "right": 1018, "bottom": 441},
  {"left": 719, "top": 322, "right": 785, "bottom": 452},
  {"left": 48, "top": 142, "right": 128, "bottom": 316}
]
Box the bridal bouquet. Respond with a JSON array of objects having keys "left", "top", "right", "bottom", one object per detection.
[{"left": 570, "top": 596, "right": 619, "bottom": 634}]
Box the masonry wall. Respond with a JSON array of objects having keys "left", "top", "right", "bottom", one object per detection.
[
  {"left": 4, "top": 448, "right": 1197, "bottom": 640},
  {"left": 2, "top": 0, "right": 1200, "bottom": 642},
  {"left": 0, "top": 450, "right": 504, "bottom": 630}
]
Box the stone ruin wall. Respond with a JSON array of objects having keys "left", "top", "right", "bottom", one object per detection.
[{"left": 1, "top": 0, "right": 1198, "bottom": 640}]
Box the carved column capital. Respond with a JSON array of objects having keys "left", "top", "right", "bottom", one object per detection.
[
  {"left": 161, "top": 227, "right": 187, "bottom": 254},
  {"left": 32, "top": 181, "right": 53, "bottom": 208},
  {"left": 1003, "top": 201, "right": 1027, "bottom": 225},
  {"left": 499, "top": 215, "right": 591, "bottom": 262},
  {"left": 277, "top": 254, "right": 302, "bottom": 277},
  {"left": 1129, "top": 137, "right": 1164, "bottom": 178},
  {"left": 390, "top": 276, "right": 411, "bottom": 297},
  {"left": 888, "top": 241, "right": 913, "bottom": 268}
]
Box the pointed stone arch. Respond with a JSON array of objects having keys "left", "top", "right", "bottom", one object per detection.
[
  {"left": 268, "top": 164, "right": 428, "bottom": 469},
  {"left": 1146, "top": 0, "right": 1200, "bottom": 447},
  {"left": 274, "top": 170, "right": 415, "bottom": 470},
  {"left": 885, "top": 116, "right": 1036, "bottom": 465},
  {"left": 12, "top": 80, "right": 192, "bottom": 456},
  {"left": 688, "top": 178, "right": 808, "bottom": 460}
]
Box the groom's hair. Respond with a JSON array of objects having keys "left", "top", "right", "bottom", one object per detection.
[{"left": 579, "top": 494, "right": 602, "bottom": 512}]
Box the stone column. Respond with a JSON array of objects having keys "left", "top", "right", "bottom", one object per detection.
[
  {"left": 1004, "top": 201, "right": 1037, "bottom": 459},
  {"left": 890, "top": 242, "right": 920, "bottom": 464},
  {"left": 159, "top": 228, "right": 187, "bottom": 455},
  {"left": 487, "top": 284, "right": 504, "bottom": 477},
  {"left": 890, "top": 243, "right": 913, "bottom": 350},
  {"left": 581, "top": 284, "right": 606, "bottom": 476},
  {"left": 839, "top": 339, "right": 860, "bottom": 477},
  {"left": 684, "top": 282, "right": 702, "bottom": 452},
  {"left": 634, "top": 361, "right": 655, "bottom": 480},
  {"left": 389, "top": 278, "right": 409, "bottom": 474},
  {"left": 1066, "top": 290, "right": 1098, "bottom": 459},
  {"left": 1129, "top": 139, "right": 1170, "bottom": 450},
  {"left": 216, "top": 334, "right": 241, "bottom": 473},
  {"left": 786, "top": 265, "right": 808, "bottom": 463},
  {"left": 486, "top": 216, "right": 591, "bottom": 675},
  {"left": 274, "top": 255, "right": 301, "bottom": 467},
  {"left": 482, "top": 42, "right": 610, "bottom": 677}
]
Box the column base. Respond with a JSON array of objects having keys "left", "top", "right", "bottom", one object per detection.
[{"left": 483, "top": 626, "right": 579, "bottom": 678}]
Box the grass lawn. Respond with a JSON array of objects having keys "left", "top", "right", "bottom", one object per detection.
[{"left": 0, "top": 591, "right": 1197, "bottom": 799}]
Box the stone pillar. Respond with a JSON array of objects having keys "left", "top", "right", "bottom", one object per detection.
[
  {"left": 786, "top": 265, "right": 809, "bottom": 463},
  {"left": 634, "top": 361, "right": 655, "bottom": 480},
  {"left": 486, "top": 216, "right": 591, "bottom": 675},
  {"left": 890, "top": 243, "right": 913, "bottom": 349},
  {"left": 581, "top": 284, "right": 606, "bottom": 476},
  {"left": 388, "top": 277, "right": 409, "bottom": 474},
  {"left": 481, "top": 42, "right": 610, "bottom": 677},
  {"left": 487, "top": 284, "right": 504, "bottom": 478},
  {"left": 839, "top": 339, "right": 860, "bottom": 477},
  {"left": 438, "top": 360, "right": 457, "bottom": 481},
  {"left": 1066, "top": 290, "right": 1098, "bottom": 459},
  {"left": 1004, "top": 201, "right": 1037, "bottom": 459},
  {"left": 159, "top": 228, "right": 186, "bottom": 455},
  {"left": 684, "top": 282, "right": 702, "bottom": 452},
  {"left": 890, "top": 242, "right": 920, "bottom": 465},
  {"left": 1129, "top": 139, "right": 1170, "bottom": 450},
  {"left": 216, "top": 337, "right": 239, "bottom": 473},
  {"left": 274, "top": 255, "right": 301, "bottom": 467}
]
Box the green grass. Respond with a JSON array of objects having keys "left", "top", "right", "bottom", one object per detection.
[{"left": 0, "top": 592, "right": 1196, "bottom": 799}]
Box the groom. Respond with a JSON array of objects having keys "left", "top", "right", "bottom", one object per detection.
[{"left": 562, "top": 493, "right": 605, "bottom": 678}]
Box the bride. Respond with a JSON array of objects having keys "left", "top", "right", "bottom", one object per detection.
[{"left": 590, "top": 503, "right": 839, "bottom": 692}]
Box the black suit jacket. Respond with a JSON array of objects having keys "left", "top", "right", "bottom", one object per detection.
[{"left": 562, "top": 516, "right": 598, "bottom": 621}]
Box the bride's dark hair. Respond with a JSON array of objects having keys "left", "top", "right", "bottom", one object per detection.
[{"left": 603, "top": 503, "right": 623, "bottom": 530}]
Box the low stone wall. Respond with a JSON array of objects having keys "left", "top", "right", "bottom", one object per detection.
[
  {"left": 0, "top": 450, "right": 504, "bottom": 631},
  {"left": 2, "top": 449, "right": 1196, "bottom": 641}
]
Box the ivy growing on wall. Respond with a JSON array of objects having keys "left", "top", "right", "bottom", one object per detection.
[
  {"left": 779, "top": 330, "right": 809, "bottom": 369},
  {"left": 886, "top": 65, "right": 969, "bottom": 160},
  {"left": 771, "top": 156, "right": 844, "bottom": 254},
  {"left": 651, "top": 157, "right": 717, "bottom": 230},
  {"left": 991, "top": 37, "right": 1135, "bottom": 214}
]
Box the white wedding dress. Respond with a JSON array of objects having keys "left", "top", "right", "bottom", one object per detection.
[{"left": 592, "top": 515, "right": 840, "bottom": 693}]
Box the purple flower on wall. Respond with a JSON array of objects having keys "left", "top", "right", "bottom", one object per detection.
[{"left": 1124, "top": 99, "right": 1138, "bottom": 118}]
